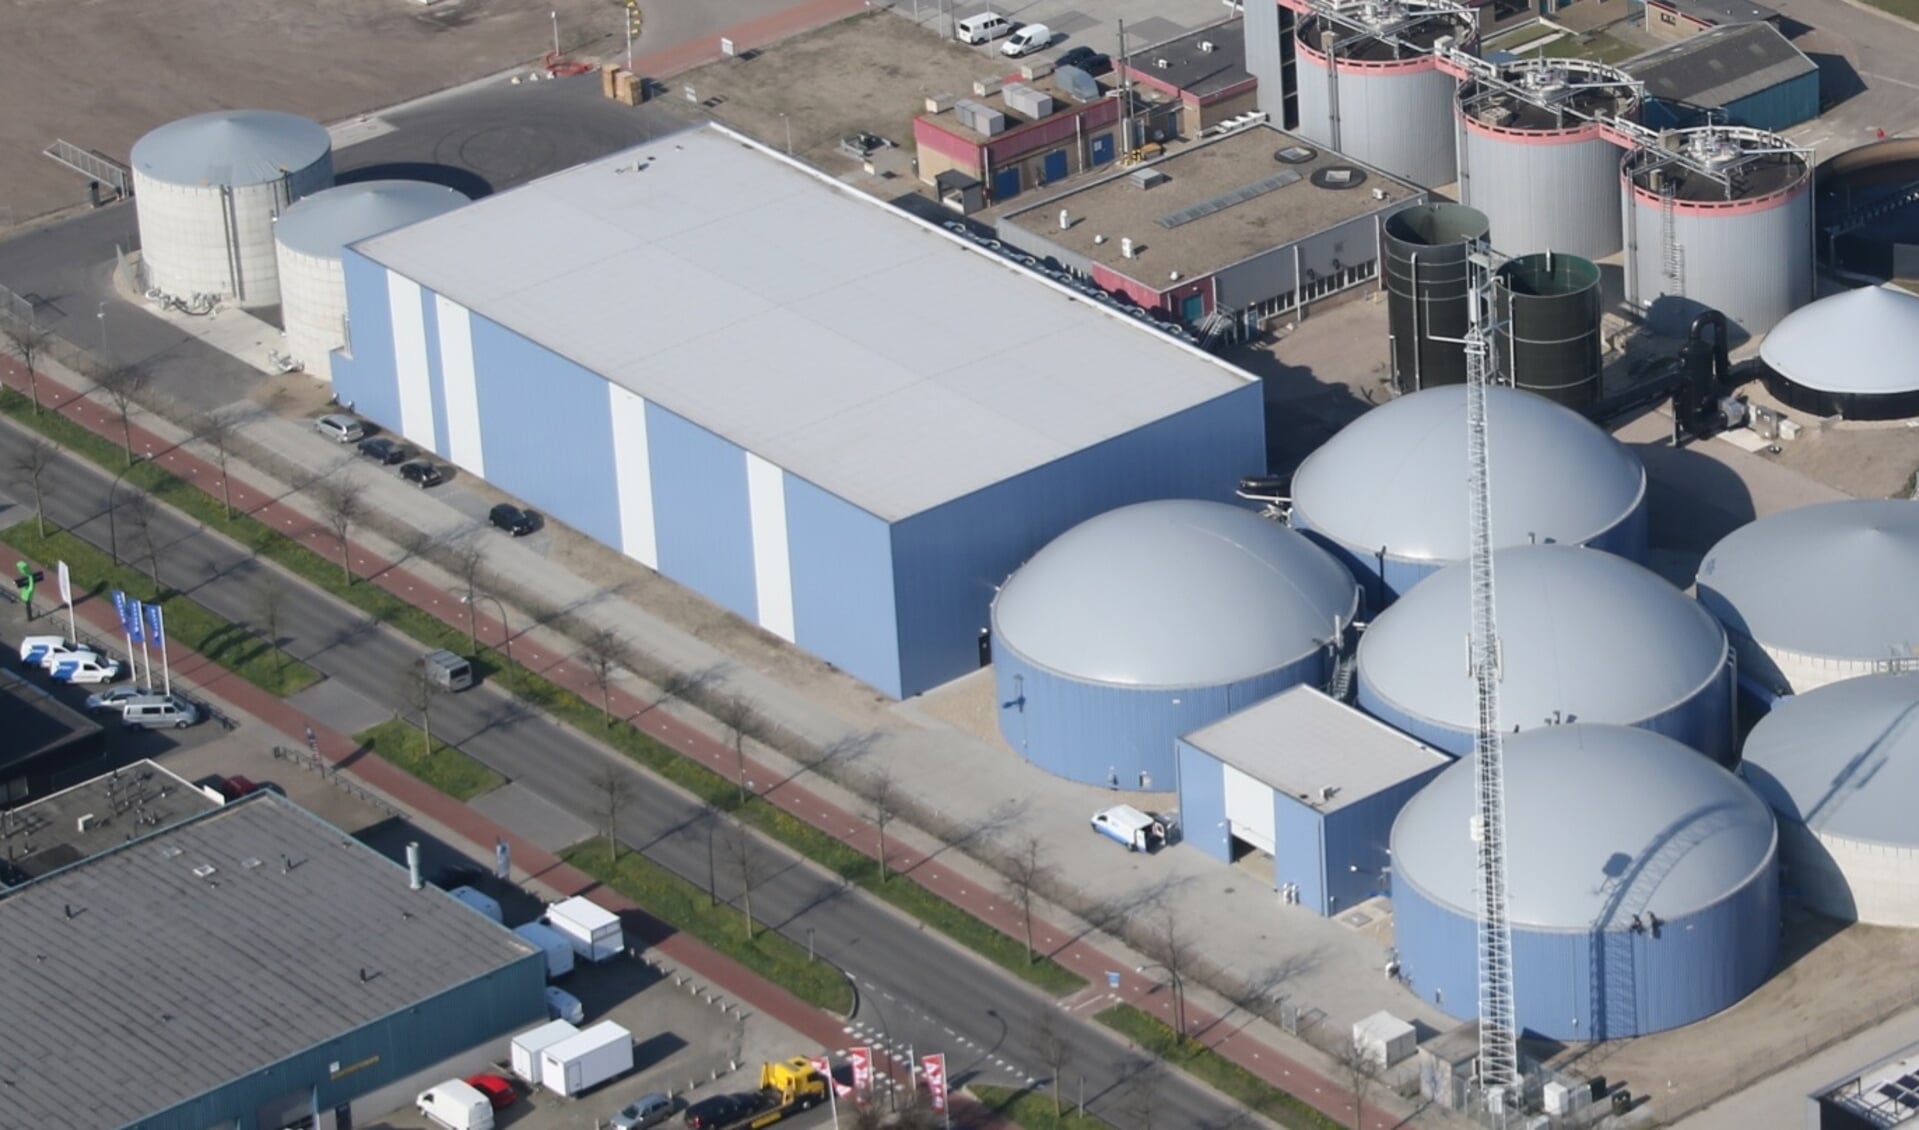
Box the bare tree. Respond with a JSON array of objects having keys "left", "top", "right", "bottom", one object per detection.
[
  {"left": 4, "top": 321, "right": 51, "bottom": 415},
  {"left": 315, "top": 479, "right": 366, "bottom": 583},
  {"left": 714, "top": 692, "right": 760, "bottom": 804},
  {"left": 867, "top": 766, "right": 900, "bottom": 884},
  {"left": 9, "top": 435, "right": 58, "bottom": 539},
  {"left": 579, "top": 626, "right": 631, "bottom": 727},
  {"left": 1333, "top": 1033, "right": 1383, "bottom": 1130},
  {"left": 1029, "top": 1007, "right": 1073, "bottom": 1117},
  {"left": 406, "top": 657, "right": 445, "bottom": 760},
  {"left": 451, "top": 538, "right": 487, "bottom": 652},
  {"left": 725, "top": 821, "right": 762, "bottom": 939},
  {"left": 256, "top": 573, "right": 286, "bottom": 674},
  {"left": 703, "top": 804, "right": 722, "bottom": 906},
  {"left": 1124, "top": 1059, "right": 1165, "bottom": 1130},
  {"left": 123, "top": 491, "right": 162, "bottom": 592},
  {"left": 596, "top": 766, "right": 631, "bottom": 866},
  {"left": 1144, "top": 912, "right": 1198, "bottom": 1041},
  {"left": 194, "top": 410, "right": 240, "bottom": 520},
  {"left": 91, "top": 362, "right": 150, "bottom": 465},
  {"left": 1003, "top": 833, "right": 1047, "bottom": 965}
]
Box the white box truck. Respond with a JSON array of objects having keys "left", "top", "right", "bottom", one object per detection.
[
  {"left": 513, "top": 921, "right": 576, "bottom": 979},
  {"left": 546, "top": 896, "right": 624, "bottom": 962},
  {"left": 509, "top": 1019, "right": 579, "bottom": 1084},
  {"left": 539, "top": 1020, "right": 634, "bottom": 1098},
  {"left": 448, "top": 885, "right": 503, "bottom": 924}
]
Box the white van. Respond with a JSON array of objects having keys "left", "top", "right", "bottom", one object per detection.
[
  {"left": 121, "top": 695, "right": 201, "bottom": 730},
  {"left": 417, "top": 1079, "right": 495, "bottom": 1130},
  {"left": 546, "top": 985, "right": 586, "bottom": 1024},
  {"left": 1092, "top": 805, "right": 1167, "bottom": 852},
  {"left": 1001, "top": 23, "right": 1053, "bottom": 56},
  {"left": 50, "top": 654, "right": 122, "bottom": 684},
  {"left": 955, "top": 11, "right": 1012, "bottom": 43},
  {"left": 19, "top": 635, "right": 92, "bottom": 670}
]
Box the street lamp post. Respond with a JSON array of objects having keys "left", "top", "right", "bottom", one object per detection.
[
  {"left": 1137, "top": 961, "right": 1187, "bottom": 1039},
  {"left": 459, "top": 590, "right": 513, "bottom": 669},
  {"left": 780, "top": 113, "right": 793, "bottom": 155},
  {"left": 107, "top": 455, "right": 148, "bottom": 565},
  {"left": 96, "top": 302, "right": 107, "bottom": 353},
  {"left": 550, "top": 9, "right": 560, "bottom": 57}
]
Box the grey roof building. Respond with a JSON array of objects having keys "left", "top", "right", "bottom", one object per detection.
[
  {"left": 0, "top": 787, "right": 545, "bottom": 1129},
  {"left": 0, "top": 666, "right": 106, "bottom": 810},
  {"left": 1626, "top": 23, "right": 1819, "bottom": 131}
]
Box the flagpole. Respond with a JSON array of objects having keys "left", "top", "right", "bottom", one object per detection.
[
  {"left": 58, "top": 561, "right": 74, "bottom": 643},
  {"left": 155, "top": 606, "right": 171, "bottom": 697},
  {"left": 827, "top": 1062, "right": 840, "bottom": 1128}
]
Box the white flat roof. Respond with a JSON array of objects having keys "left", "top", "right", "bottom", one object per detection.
[
  {"left": 357, "top": 124, "right": 1255, "bottom": 521},
  {"left": 1180, "top": 686, "right": 1447, "bottom": 812}
]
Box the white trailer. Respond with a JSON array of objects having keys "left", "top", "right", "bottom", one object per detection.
[
  {"left": 513, "top": 921, "right": 576, "bottom": 980},
  {"left": 447, "top": 885, "right": 503, "bottom": 924},
  {"left": 509, "top": 1019, "right": 579, "bottom": 1084},
  {"left": 546, "top": 896, "right": 624, "bottom": 962},
  {"left": 539, "top": 1020, "right": 634, "bottom": 1097}
]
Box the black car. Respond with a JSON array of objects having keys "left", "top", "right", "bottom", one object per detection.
[
  {"left": 1056, "top": 45, "right": 1111, "bottom": 74},
  {"left": 357, "top": 437, "right": 410, "bottom": 465},
  {"left": 682, "top": 1095, "right": 751, "bottom": 1129},
  {"left": 399, "top": 461, "right": 445, "bottom": 488},
  {"left": 489, "top": 503, "right": 536, "bottom": 536}
]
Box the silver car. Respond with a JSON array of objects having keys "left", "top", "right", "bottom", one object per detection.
[
  {"left": 611, "top": 1093, "right": 673, "bottom": 1129},
  {"left": 85, "top": 685, "right": 155, "bottom": 712},
  {"left": 314, "top": 414, "right": 366, "bottom": 443}
]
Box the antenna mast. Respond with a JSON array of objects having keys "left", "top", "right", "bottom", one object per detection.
[{"left": 1464, "top": 248, "right": 1520, "bottom": 1117}]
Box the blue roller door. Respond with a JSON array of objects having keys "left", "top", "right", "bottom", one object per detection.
[
  {"left": 993, "top": 166, "right": 1021, "bottom": 200},
  {"left": 1043, "top": 150, "right": 1068, "bottom": 183},
  {"left": 1090, "top": 134, "right": 1115, "bottom": 165}
]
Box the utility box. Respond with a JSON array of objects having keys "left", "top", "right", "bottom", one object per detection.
[
  {"left": 1002, "top": 82, "right": 1055, "bottom": 119},
  {"left": 1353, "top": 1011, "right": 1417, "bottom": 1068},
  {"left": 1544, "top": 1080, "right": 1593, "bottom": 1116}
]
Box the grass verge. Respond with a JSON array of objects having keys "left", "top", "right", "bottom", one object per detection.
[
  {"left": 3, "top": 521, "right": 322, "bottom": 697},
  {"left": 1860, "top": 0, "right": 1919, "bottom": 21},
  {"left": 1528, "top": 29, "right": 1641, "bottom": 64},
  {"left": 352, "top": 719, "right": 505, "bottom": 802},
  {"left": 0, "top": 385, "right": 1084, "bottom": 996},
  {"left": 970, "top": 1085, "right": 1111, "bottom": 1129},
  {"left": 563, "top": 842, "right": 854, "bottom": 1014},
  {"left": 1096, "top": 1005, "right": 1348, "bottom": 1130}
]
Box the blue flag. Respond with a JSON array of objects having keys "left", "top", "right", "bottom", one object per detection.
[
  {"left": 127, "top": 600, "right": 146, "bottom": 644},
  {"left": 145, "top": 603, "right": 164, "bottom": 647},
  {"left": 112, "top": 589, "right": 133, "bottom": 636}
]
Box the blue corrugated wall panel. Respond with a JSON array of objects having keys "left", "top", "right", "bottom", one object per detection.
[
  {"left": 1174, "top": 742, "right": 1231, "bottom": 864},
  {"left": 784, "top": 474, "right": 902, "bottom": 697},
  {"left": 468, "top": 315, "right": 621, "bottom": 549},
  {"left": 1272, "top": 798, "right": 1326, "bottom": 911},
  {"left": 1392, "top": 848, "right": 1778, "bottom": 1039},
  {"left": 333, "top": 252, "right": 401, "bottom": 428},
  {"left": 1320, "top": 771, "right": 1441, "bottom": 913},
  {"left": 1356, "top": 659, "right": 1733, "bottom": 763},
  {"left": 645, "top": 401, "right": 757, "bottom": 621},
  {"left": 1724, "top": 72, "right": 1821, "bottom": 131},
  {"left": 996, "top": 651, "right": 1323, "bottom": 789},
  {"left": 144, "top": 954, "right": 545, "bottom": 1130},
  {"left": 899, "top": 382, "right": 1266, "bottom": 697}
]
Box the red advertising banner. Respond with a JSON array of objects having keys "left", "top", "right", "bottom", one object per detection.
[
  {"left": 921, "top": 1053, "right": 948, "bottom": 1112},
  {"left": 849, "top": 1046, "right": 873, "bottom": 1095}
]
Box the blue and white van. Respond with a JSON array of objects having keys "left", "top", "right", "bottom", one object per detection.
[{"left": 1091, "top": 805, "right": 1167, "bottom": 852}]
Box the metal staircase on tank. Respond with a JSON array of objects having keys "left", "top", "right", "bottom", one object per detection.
[
  {"left": 1660, "top": 181, "right": 1685, "bottom": 294},
  {"left": 1324, "top": 644, "right": 1359, "bottom": 703}
]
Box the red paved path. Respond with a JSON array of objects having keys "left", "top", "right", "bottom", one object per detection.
[{"left": 2, "top": 365, "right": 1395, "bottom": 1129}]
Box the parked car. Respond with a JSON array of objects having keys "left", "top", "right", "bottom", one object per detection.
[
  {"left": 954, "top": 10, "right": 1011, "bottom": 43},
  {"left": 683, "top": 1094, "right": 751, "bottom": 1129},
  {"left": 1056, "top": 45, "right": 1111, "bottom": 74},
  {"left": 400, "top": 461, "right": 445, "bottom": 488},
  {"left": 489, "top": 503, "right": 537, "bottom": 536},
  {"left": 85, "top": 684, "right": 155, "bottom": 712},
  {"left": 418, "top": 1080, "right": 495, "bottom": 1130},
  {"left": 545, "top": 985, "right": 586, "bottom": 1024},
  {"left": 50, "top": 654, "right": 123, "bottom": 684},
  {"left": 314, "top": 414, "right": 366, "bottom": 443},
  {"left": 464, "top": 1073, "right": 518, "bottom": 1111},
  {"left": 612, "top": 1093, "right": 674, "bottom": 1129},
  {"left": 357, "top": 437, "right": 410, "bottom": 465},
  {"left": 1001, "top": 22, "right": 1053, "bottom": 56},
  {"left": 121, "top": 694, "right": 202, "bottom": 730},
  {"left": 215, "top": 775, "right": 283, "bottom": 801},
  {"left": 18, "top": 634, "right": 90, "bottom": 669}
]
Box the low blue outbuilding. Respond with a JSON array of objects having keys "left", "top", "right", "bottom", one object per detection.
[{"left": 1626, "top": 23, "right": 1821, "bottom": 133}]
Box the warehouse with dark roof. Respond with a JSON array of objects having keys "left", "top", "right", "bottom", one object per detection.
[{"left": 1625, "top": 22, "right": 1820, "bottom": 132}]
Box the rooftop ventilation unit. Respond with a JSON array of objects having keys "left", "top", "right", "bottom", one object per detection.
[
  {"left": 1156, "top": 57, "right": 1171, "bottom": 69},
  {"left": 1131, "top": 168, "right": 1170, "bottom": 190},
  {"left": 1201, "top": 40, "right": 1217, "bottom": 52}
]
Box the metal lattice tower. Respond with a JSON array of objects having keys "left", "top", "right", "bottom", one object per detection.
[{"left": 1463, "top": 252, "right": 1520, "bottom": 1115}]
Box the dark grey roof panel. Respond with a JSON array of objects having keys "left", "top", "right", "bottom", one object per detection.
[{"left": 1624, "top": 22, "right": 1814, "bottom": 109}]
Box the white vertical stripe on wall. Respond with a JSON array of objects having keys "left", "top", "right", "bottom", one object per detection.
[
  {"left": 388, "top": 272, "right": 435, "bottom": 445},
  {"left": 435, "top": 295, "right": 485, "bottom": 477},
  {"left": 609, "top": 386, "right": 659, "bottom": 569},
  {"left": 1223, "top": 763, "right": 1277, "bottom": 854},
  {"left": 745, "top": 453, "right": 796, "bottom": 643}
]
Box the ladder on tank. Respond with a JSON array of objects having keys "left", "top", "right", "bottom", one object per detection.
[{"left": 1660, "top": 183, "right": 1685, "bottom": 294}]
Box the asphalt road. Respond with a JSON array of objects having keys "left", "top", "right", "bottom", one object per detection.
[{"left": 0, "top": 418, "right": 1261, "bottom": 1130}]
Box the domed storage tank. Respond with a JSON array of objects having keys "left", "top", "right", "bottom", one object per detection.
[
  {"left": 1384, "top": 203, "right": 1491, "bottom": 393},
  {"left": 992, "top": 500, "right": 1360, "bottom": 791},
  {"left": 1742, "top": 674, "right": 1919, "bottom": 925},
  {"left": 1356, "top": 545, "right": 1735, "bottom": 763},
  {"left": 1457, "top": 59, "right": 1641, "bottom": 259},
  {"left": 275, "top": 181, "right": 470, "bottom": 381},
  {"left": 1494, "top": 251, "right": 1603, "bottom": 409},
  {"left": 1392, "top": 724, "right": 1780, "bottom": 1040},
  {"left": 1289, "top": 385, "right": 1647, "bottom": 606},
  {"left": 132, "top": 110, "right": 334, "bottom": 308},
  {"left": 1623, "top": 126, "right": 1813, "bottom": 340},
  {"left": 1295, "top": 5, "right": 1477, "bottom": 188},
  {"left": 1759, "top": 284, "right": 1919, "bottom": 421},
  {"left": 1696, "top": 500, "right": 1919, "bottom": 696}
]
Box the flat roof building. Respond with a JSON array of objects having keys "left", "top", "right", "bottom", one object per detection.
[
  {"left": 1626, "top": 22, "right": 1819, "bottom": 131},
  {"left": 0, "top": 665, "right": 106, "bottom": 809},
  {"left": 999, "top": 124, "right": 1424, "bottom": 336},
  {"left": 914, "top": 65, "right": 1127, "bottom": 206},
  {"left": 0, "top": 784, "right": 545, "bottom": 1129},
  {"left": 0, "top": 761, "right": 214, "bottom": 886},
  {"left": 1810, "top": 1038, "right": 1919, "bottom": 1128},
  {"left": 333, "top": 124, "right": 1264, "bottom": 698},
  {"left": 1645, "top": 0, "right": 1781, "bottom": 41},
  {"left": 1118, "top": 19, "right": 1260, "bottom": 137}
]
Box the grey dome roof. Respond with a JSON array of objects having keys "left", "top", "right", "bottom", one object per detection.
[
  {"left": 1742, "top": 673, "right": 1919, "bottom": 848},
  {"left": 1760, "top": 286, "right": 1919, "bottom": 395},
  {"left": 1392, "top": 724, "right": 1776, "bottom": 927},
  {"left": 992, "top": 500, "right": 1360, "bottom": 688},
  {"left": 1358, "top": 545, "right": 1727, "bottom": 729},
  {"left": 276, "top": 181, "right": 468, "bottom": 260},
  {"left": 1291, "top": 385, "right": 1646, "bottom": 563},
  {"left": 131, "top": 110, "right": 331, "bottom": 187},
  {"left": 1696, "top": 500, "right": 1919, "bottom": 663}
]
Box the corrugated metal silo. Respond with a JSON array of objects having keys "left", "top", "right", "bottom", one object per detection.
[
  {"left": 1759, "top": 285, "right": 1919, "bottom": 420},
  {"left": 131, "top": 109, "right": 334, "bottom": 307},
  {"left": 1391, "top": 723, "right": 1780, "bottom": 1040},
  {"left": 991, "top": 500, "right": 1360, "bottom": 791},
  {"left": 1494, "top": 252, "right": 1603, "bottom": 409},
  {"left": 1696, "top": 500, "right": 1919, "bottom": 696},
  {"left": 1294, "top": 10, "right": 1476, "bottom": 188},
  {"left": 1289, "top": 385, "right": 1647, "bottom": 606},
  {"left": 1741, "top": 673, "right": 1919, "bottom": 926},
  {"left": 1457, "top": 59, "right": 1641, "bottom": 259},
  {"left": 275, "top": 181, "right": 470, "bottom": 381},
  {"left": 1623, "top": 126, "right": 1813, "bottom": 339},
  {"left": 1384, "top": 203, "right": 1491, "bottom": 393},
  {"left": 1355, "top": 544, "right": 1736, "bottom": 763}
]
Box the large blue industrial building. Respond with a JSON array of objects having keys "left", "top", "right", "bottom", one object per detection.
[{"left": 332, "top": 125, "right": 1263, "bottom": 698}]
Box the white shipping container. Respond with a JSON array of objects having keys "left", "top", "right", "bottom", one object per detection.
[
  {"left": 539, "top": 1020, "right": 634, "bottom": 1097},
  {"left": 513, "top": 921, "right": 576, "bottom": 980},
  {"left": 509, "top": 1019, "right": 579, "bottom": 1084},
  {"left": 546, "top": 896, "right": 624, "bottom": 962}
]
